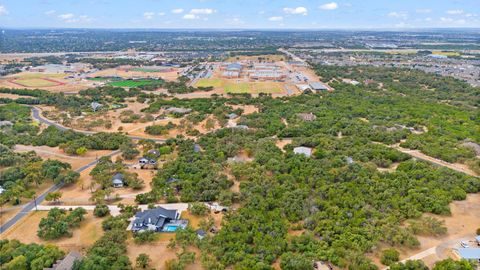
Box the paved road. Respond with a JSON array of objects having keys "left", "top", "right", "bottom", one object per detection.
[
  {"left": 0, "top": 149, "right": 120, "bottom": 234},
  {"left": 31, "top": 106, "right": 166, "bottom": 143}
]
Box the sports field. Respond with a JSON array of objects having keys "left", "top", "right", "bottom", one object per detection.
[
  {"left": 432, "top": 51, "right": 461, "bottom": 57},
  {"left": 9, "top": 78, "right": 64, "bottom": 87},
  {"left": 108, "top": 79, "right": 161, "bottom": 87},
  {"left": 196, "top": 78, "right": 223, "bottom": 88},
  {"left": 224, "top": 82, "right": 283, "bottom": 94},
  {"left": 196, "top": 77, "right": 283, "bottom": 94}
]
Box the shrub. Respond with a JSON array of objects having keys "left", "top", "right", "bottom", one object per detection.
[
  {"left": 188, "top": 202, "right": 209, "bottom": 216},
  {"left": 381, "top": 248, "right": 400, "bottom": 266},
  {"left": 94, "top": 203, "right": 110, "bottom": 217}
]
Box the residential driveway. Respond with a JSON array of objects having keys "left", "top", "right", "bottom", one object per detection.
[{"left": 35, "top": 203, "right": 189, "bottom": 216}]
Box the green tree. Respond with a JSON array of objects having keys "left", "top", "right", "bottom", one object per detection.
[
  {"left": 136, "top": 253, "right": 151, "bottom": 269},
  {"left": 45, "top": 191, "right": 62, "bottom": 204},
  {"left": 3, "top": 255, "right": 28, "bottom": 270},
  {"left": 94, "top": 203, "right": 110, "bottom": 217},
  {"left": 381, "top": 248, "right": 400, "bottom": 266}
]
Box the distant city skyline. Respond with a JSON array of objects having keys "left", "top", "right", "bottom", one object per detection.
[{"left": 0, "top": 0, "right": 479, "bottom": 29}]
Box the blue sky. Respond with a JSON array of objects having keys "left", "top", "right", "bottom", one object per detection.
[{"left": 0, "top": 0, "right": 479, "bottom": 29}]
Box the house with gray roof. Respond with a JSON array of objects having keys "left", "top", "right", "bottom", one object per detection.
[
  {"left": 44, "top": 251, "right": 82, "bottom": 270},
  {"left": 139, "top": 157, "right": 157, "bottom": 169},
  {"left": 112, "top": 173, "right": 124, "bottom": 188},
  {"left": 130, "top": 207, "right": 186, "bottom": 233}
]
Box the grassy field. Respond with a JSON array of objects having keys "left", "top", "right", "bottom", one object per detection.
[
  {"left": 196, "top": 77, "right": 283, "bottom": 94},
  {"left": 87, "top": 77, "right": 111, "bottom": 81},
  {"left": 12, "top": 73, "right": 67, "bottom": 79},
  {"left": 196, "top": 78, "right": 223, "bottom": 88},
  {"left": 108, "top": 79, "right": 160, "bottom": 87},
  {"left": 12, "top": 78, "right": 62, "bottom": 87},
  {"left": 225, "top": 82, "right": 283, "bottom": 94},
  {"left": 432, "top": 51, "right": 461, "bottom": 57}
]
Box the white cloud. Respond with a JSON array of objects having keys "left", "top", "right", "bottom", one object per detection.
[
  {"left": 283, "top": 7, "right": 308, "bottom": 16},
  {"left": 183, "top": 14, "right": 199, "bottom": 20},
  {"left": 189, "top": 8, "right": 216, "bottom": 15},
  {"left": 57, "top": 13, "right": 92, "bottom": 23},
  {"left": 416, "top": 9, "right": 431, "bottom": 14},
  {"left": 143, "top": 12, "right": 155, "bottom": 19},
  {"left": 172, "top": 8, "right": 184, "bottom": 14},
  {"left": 58, "top": 13, "right": 74, "bottom": 20},
  {"left": 319, "top": 2, "right": 338, "bottom": 10},
  {"left": 268, "top": 16, "right": 283, "bottom": 21},
  {"left": 226, "top": 17, "right": 245, "bottom": 26},
  {"left": 440, "top": 17, "right": 466, "bottom": 24},
  {"left": 45, "top": 10, "right": 56, "bottom": 16},
  {"left": 78, "top": 15, "right": 93, "bottom": 23},
  {"left": 388, "top": 11, "right": 408, "bottom": 19},
  {"left": 0, "top": 5, "right": 8, "bottom": 16},
  {"left": 447, "top": 9, "right": 464, "bottom": 15}
]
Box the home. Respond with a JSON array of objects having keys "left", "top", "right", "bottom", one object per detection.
[
  {"left": 112, "top": 173, "right": 124, "bottom": 188},
  {"left": 193, "top": 144, "right": 202, "bottom": 153},
  {"left": 455, "top": 248, "right": 480, "bottom": 262},
  {"left": 227, "top": 113, "right": 239, "bottom": 120},
  {"left": 293, "top": 147, "right": 313, "bottom": 157},
  {"left": 91, "top": 102, "right": 102, "bottom": 112},
  {"left": 147, "top": 149, "right": 160, "bottom": 157},
  {"left": 0, "top": 186, "right": 5, "bottom": 194},
  {"left": 44, "top": 251, "right": 83, "bottom": 270},
  {"left": 139, "top": 157, "right": 157, "bottom": 169},
  {"left": 196, "top": 229, "right": 206, "bottom": 240},
  {"left": 130, "top": 207, "right": 187, "bottom": 233},
  {"left": 297, "top": 113, "right": 316, "bottom": 122}
]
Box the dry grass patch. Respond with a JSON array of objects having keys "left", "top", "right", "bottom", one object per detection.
[{"left": 3, "top": 211, "right": 103, "bottom": 253}]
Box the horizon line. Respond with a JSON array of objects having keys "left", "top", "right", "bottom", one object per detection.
[{"left": 2, "top": 26, "right": 480, "bottom": 32}]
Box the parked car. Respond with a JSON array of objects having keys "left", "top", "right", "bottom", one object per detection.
[{"left": 461, "top": 241, "right": 470, "bottom": 248}]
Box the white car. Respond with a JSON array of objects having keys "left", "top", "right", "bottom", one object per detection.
[{"left": 461, "top": 241, "right": 470, "bottom": 248}]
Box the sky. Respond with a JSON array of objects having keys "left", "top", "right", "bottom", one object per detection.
[{"left": 0, "top": 0, "right": 479, "bottom": 29}]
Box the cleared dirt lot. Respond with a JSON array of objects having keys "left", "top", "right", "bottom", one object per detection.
[
  {"left": 3, "top": 211, "right": 104, "bottom": 253},
  {"left": 14, "top": 144, "right": 112, "bottom": 170}
]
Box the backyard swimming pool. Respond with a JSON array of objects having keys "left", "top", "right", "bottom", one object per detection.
[{"left": 164, "top": 225, "right": 180, "bottom": 232}]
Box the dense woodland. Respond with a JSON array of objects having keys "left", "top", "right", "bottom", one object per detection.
[{"left": 0, "top": 63, "right": 479, "bottom": 269}]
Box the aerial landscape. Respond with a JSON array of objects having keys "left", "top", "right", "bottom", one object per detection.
[{"left": 0, "top": 1, "right": 479, "bottom": 270}]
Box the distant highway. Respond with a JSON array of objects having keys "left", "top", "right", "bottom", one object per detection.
[
  {"left": 0, "top": 149, "right": 120, "bottom": 234},
  {"left": 31, "top": 107, "right": 166, "bottom": 143}
]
